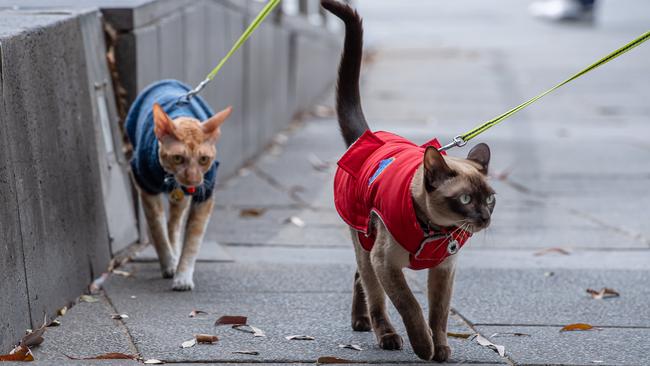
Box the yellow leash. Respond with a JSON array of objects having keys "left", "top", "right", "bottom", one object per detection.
[
  {"left": 181, "top": 0, "right": 281, "bottom": 102},
  {"left": 439, "top": 30, "right": 650, "bottom": 152}
]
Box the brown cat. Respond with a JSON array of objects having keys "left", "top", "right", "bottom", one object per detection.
[
  {"left": 322, "top": 1, "right": 496, "bottom": 362},
  {"left": 125, "top": 80, "right": 231, "bottom": 291}
]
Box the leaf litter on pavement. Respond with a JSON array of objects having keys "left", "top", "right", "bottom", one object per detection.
[
  {"left": 285, "top": 335, "right": 315, "bottom": 341},
  {"left": 472, "top": 334, "right": 505, "bottom": 357},
  {"left": 232, "top": 324, "right": 266, "bottom": 337},
  {"left": 215, "top": 315, "right": 247, "bottom": 326},
  {"left": 560, "top": 323, "right": 600, "bottom": 332},
  {"left": 0, "top": 316, "right": 49, "bottom": 361},
  {"left": 587, "top": 287, "right": 620, "bottom": 300},
  {"left": 189, "top": 309, "right": 208, "bottom": 318},
  {"left": 338, "top": 344, "right": 363, "bottom": 351}
]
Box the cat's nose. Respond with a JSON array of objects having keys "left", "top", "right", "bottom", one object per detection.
[{"left": 478, "top": 210, "right": 491, "bottom": 226}]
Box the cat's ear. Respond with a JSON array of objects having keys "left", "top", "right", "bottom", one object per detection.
[
  {"left": 467, "top": 143, "right": 490, "bottom": 175},
  {"left": 153, "top": 103, "right": 176, "bottom": 139},
  {"left": 423, "top": 146, "right": 454, "bottom": 191},
  {"left": 202, "top": 106, "right": 233, "bottom": 142}
]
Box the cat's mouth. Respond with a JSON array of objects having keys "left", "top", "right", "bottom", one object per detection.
[{"left": 460, "top": 219, "right": 490, "bottom": 234}]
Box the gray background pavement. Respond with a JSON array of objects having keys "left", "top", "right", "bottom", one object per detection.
[{"left": 16, "top": 0, "right": 650, "bottom": 365}]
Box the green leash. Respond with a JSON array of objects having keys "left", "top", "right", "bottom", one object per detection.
[
  {"left": 439, "top": 30, "right": 650, "bottom": 152},
  {"left": 182, "top": 0, "right": 281, "bottom": 101}
]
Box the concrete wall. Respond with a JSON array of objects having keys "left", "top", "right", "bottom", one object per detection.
[
  {"left": 0, "top": 10, "right": 112, "bottom": 350},
  {"left": 0, "top": 0, "right": 341, "bottom": 351}
]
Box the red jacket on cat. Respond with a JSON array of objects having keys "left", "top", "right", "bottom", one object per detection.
[{"left": 334, "top": 131, "right": 472, "bottom": 270}]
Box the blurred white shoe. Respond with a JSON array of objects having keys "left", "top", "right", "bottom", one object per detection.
[{"left": 529, "top": 0, "right": 595, "bottom": 22}]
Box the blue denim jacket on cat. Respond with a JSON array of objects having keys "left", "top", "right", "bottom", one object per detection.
[
  {"left": 125, "top": 79, "right": 232, "bottom": 291},
  {"left": 126, "top": 79, "right": 219, "bottom": 202}
]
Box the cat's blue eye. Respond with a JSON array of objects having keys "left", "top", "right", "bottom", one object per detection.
[
  {"left": 486, "top": 194, "right": 495, "bottom": 204},
  {"left": 459, "top": 194, "right": 472, "bottom": 204}
]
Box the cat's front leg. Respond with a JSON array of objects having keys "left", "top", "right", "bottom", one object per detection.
[
  {"left": 172, "top": 196, "right": 214, "bottom": 291},
  {"left": 167, "top": 194, "right": 190, "bottom": 260},
  {"left": 427, "top": 257, "right": 457, "bottom": 362},
  {"left": 140, "top": 191, "right": 176, "bottom": 278},
  {"left": 371, "top": 229, "right": 434, "bottom": 361}
]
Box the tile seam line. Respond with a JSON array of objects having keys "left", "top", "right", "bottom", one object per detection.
[
  {"left": 451, "top": 307, "right": 517, "bottom": 366},
  {"left": 473, "top": 323, "right": 650, "bottom": 330},
  {"left": 101, "top": 291, "right": 141, "bottom": 358}
]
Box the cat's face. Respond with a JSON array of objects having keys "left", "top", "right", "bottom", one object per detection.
[
  {"left": 420, "top": 144, "right": 495, "bottom": 233},
  {"left": 152, "top": 103, "right": 232, "bottom": 188}
]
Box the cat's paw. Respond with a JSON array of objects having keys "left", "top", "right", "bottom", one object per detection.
[
  {"left": 379, "top": 332, "right": 403, "bottom": 350},
  {"left": 352, "top": 316, "right": 372, "bottom": 332},
  {"left": 161, "top": 266, "right": 176, "bottom": 279},
  {"left": 172, "top": 272, "right": 194, "bottom": 291},
  {"left": 411, "top": 337, "right": 435, "bottom": 361},
  {"left": 433, "top": 345, "right": 452, "bottom": 363},
  {"left": 160, "top": 256, "right": 178, "bottom": 278}
]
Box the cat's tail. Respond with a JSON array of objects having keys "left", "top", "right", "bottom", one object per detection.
[{"left": 321, "top": 0, "right": 369, "bottom": 147}]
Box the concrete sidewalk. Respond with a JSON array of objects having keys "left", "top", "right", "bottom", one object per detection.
[{"left": 13, "top": 0, "right": 650, "bottom": 365}]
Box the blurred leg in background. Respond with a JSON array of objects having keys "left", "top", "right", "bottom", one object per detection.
[{"left": 529, "top": 0, "right": 597, "bottom": 22}]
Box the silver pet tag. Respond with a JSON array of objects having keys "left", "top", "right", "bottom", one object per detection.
[{"left": 447, "top": 239, "right": 459, "bottom": 255}]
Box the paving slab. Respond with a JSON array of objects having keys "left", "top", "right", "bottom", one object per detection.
[
  {"left": 32, "top": 296, "right": 135, "bottom": 361},
  {"left": 135, "top": 241, "right": 234, "bottom": 262},
  {"left": 102, "top": 275, "right": 503, "bottom": 364},
  {"left": 445, "top": 268, "right": 650, "bottom": 328},
  {"left": 476, "top": 325, "right": 650, "bottom": 366}
]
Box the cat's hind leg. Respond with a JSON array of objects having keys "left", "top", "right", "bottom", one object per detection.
[
  {"left": 351, "top": 270, "right": 371, "bottom": 331},
  {"left": 352, "top": 230, "right": 403, "bottom": 350},
  {"left": 173, "top": 196, "right": 214, "bottom": 291},
  {"left": 140, "top": 191, "right": 176, "bottom": 278}
]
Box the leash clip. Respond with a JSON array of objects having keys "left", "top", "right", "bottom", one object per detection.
[
  {"left": 438, "top": 135, "right": 467, "bottom": 152},
  {"left": 177, "top": 78, "right": 210, "bottom": 105}
]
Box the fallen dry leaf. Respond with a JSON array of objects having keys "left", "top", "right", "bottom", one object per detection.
[
  {"left": 189, "top": 310, "right": 208, "bottom": 318},
  {"left": 317, "top": 356, "right": 357, "bottom": 364},
  {"left": 58, "top": 307, "right": 67, "bottom": 316},
  {"left": 473, "top": 334, "right": 505, "bottom": 357},
  {"left": 195, "top": 334, "right": 219, "bottom": 344},
  {"left": 587, "top": 288, "right": 620, "bottom": 300},
  {"left": 534, "top": 247, "right": 571, "bottom": 256},
  {"left": 285, "top": 335, "right": 315, "bottom": 341},
  {"left": 66, "top": 352, "right": 137, "bottom": 360},
  {"left": 144, "top": 360, "right": 164, "bottom": 364},
  {"left": 111, "top": 314, "right": 129, "bottom": 320},
  {"left": 181, "top": 339, "right": 196, "bottom": 349},
  {"left": 338, "top": 344, "right": 363, "bottom": 351},
  {"left": 447, "top": 332, "right": 474, "bottom": 339},
  {"left": 311, "top": 104, "right": 336, "bottom": 118},
  {"left": 0, "top": 346, "right": 34, "bottom": 361},
  {"left": 21, "top": 316, "right": 47, "bottom": 348},
  {"left": 89, "top": 273, "right": 109, "bottom": 294},
  {"left": 215, "top": 315, "right": 247, "bottom": 326},
  {"left": 112, "top": 269, "right": 132, "bottom": 277},
  {"left": 490, "top": 332, "right": 530, "bottom": 338},
  {"left": 560, "top": 323, "right": 596, "bottom": 332},
  {"left": 285, "top": 216, "right": 306, "bottom": 228},
  {"left": 232, "top": 324, "right": 266, "bottom": 337},
  {"left": 79, "top": 295, "right": 98, "bottom": 303},
  {"left": 232, "top": 350, "right": 260, "bottom": 355},
  {"left": 308, "top": 154, "right": 331, "bottom": 172},
  {"left": 48, "top": 320, "right": 61, "bottom": 327},
  {"left": 240, "top": 208, "right": 267, "bottom": 218}
]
